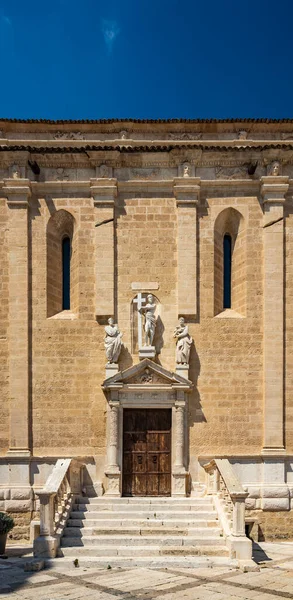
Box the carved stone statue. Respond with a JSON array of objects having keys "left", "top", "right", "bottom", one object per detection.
[
  {"left": 268, "top": 161, "right": 280, "bottom": 176},
  {"left": 11, "top": 164, "right": 20, "bottom": 179},
  {"left": 183, "top": 163, "right": 190, "bottom": 177},
  {"left": 238, "top": 130, "right": 248, "bottom": 140},
  {"left": 139, "top": 294, "right": 156, "bottom": 346},
  {"left": 104, "top": 318, "right": 123, "bottom": 364},
  {"left": 174, "top": 318, "right": 193, "bottom": 365}
]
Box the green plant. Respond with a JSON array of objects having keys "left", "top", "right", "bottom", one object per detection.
[{"left": 0, "top": 513, "right": 14, "bottom": 535}]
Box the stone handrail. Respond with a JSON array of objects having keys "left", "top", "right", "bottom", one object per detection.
[
  {"left": 204, "top": 459, "right": 252, "bottom": 562},
  {"left": 34, "top": 458, "right": 82, "bottom": 558}
]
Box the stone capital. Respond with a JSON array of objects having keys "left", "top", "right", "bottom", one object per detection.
[
  {"left": 173, "top": 177, "right": 201, "bottom": 206},
  {"left": 260, "top": 176, "right": 289, "bottom": 204},
  {"left": 3, "top": 179, "right": 31, "bottom": 207},
  {"left": 90, "top": 178, "right": 117, "bottom": 206}
]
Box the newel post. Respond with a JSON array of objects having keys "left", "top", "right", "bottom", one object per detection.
[
  {"left": 33, "top": 491, "right": 58, "bottom": 558},
  {"left": 232, "top": 496, "right": 246, "bottom": 537}
]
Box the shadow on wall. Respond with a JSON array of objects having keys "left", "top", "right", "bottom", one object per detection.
[
  {"left": 154, "top": 316, "right": 164, "bottom": 357},
  {"left": 119, "top": 344, "right": 133, "bottom": 371},
  {"left": 188, "top": 341, "right": 206, "bottom": 426}
]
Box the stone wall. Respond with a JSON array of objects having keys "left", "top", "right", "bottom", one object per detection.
[
  {"left": 0, "top": 199, "right": 9, "bottom": 451},
  {"left": 248, "top": 510, "right": 293, "bottom": 541},
  {"left": 0, "top": 120, "right": 293, "bottom": 538}
]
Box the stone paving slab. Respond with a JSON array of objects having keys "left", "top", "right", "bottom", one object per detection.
[{"left": 1, "top": 542, "right": 293, "bottom": 599}]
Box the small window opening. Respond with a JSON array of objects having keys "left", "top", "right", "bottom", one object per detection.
[
  {"left": 223, "top": 234, "right": 232, "bottom": 309},
  {"left": 62, "top": 236, "right": 71, "bottom": 310}
]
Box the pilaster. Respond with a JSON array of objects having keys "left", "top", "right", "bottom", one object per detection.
[
  {"left": 105, "top": 400, "right": 121, "bottom": 496},
  {"left": 173, "top": 392, "right": 187, "bottom": 496},
  {"left": 260, "top": 176, "right": 289, "bottom": 454},
  {"left": 4, "top": 179, "right": 31, "bottom": 457},
  {"left": 91, "top": 178, "right": 117, "bottom": 317},
  {"left": 174, "top": 178, "right": 200, "bottom": 317}
]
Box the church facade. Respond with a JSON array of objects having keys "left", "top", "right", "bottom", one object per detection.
[{"left": 0, "top": 118, "right": 293, "bottom": 544}]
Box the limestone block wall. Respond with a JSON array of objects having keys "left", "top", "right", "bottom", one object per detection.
[
  {"left": 285, "top": 200, "right": 293, "bottom": 453},
  {"left": 0, "top": 119, "right": 293, "bottom": 540},
  {"left": 190, "top": 197, "right": 263, "bottom": 457},
  {"left": 30, "top": 197, "right": 105, "bottom": 457},
  {"left": 0, "top": 198, "right": 9, "bottom": 451}
]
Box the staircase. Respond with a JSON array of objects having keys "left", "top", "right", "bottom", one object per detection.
[{"left": 58, "top": 496, "right": 236, "bottom": 567}]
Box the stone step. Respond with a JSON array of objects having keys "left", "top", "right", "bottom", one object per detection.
[
  {"left": 61, "top": 535, "right": 224, "bottom": 547},
  {"left": 72, "top": 503, "right": 213, "bottom": 512},
  {"left": 63, "top": 527, "right": 222, "bottom": 539},
  {"left": 53, "top": 554, "right": 236, "bottom": 568},
  {"left": 67, "top": 518, "right": 219, "bottom": 528},
  {"left": 75, "top": 496, "right": 213, "bottom": 505},
  {"left": 59, "top": 545, "right": 230, "bottom": 557},
  {"left": 70, "top": 510, "right": 217, "bottom": 520},
  {"left": 63, "top": 527, "right": 221, "bottom": 537}
]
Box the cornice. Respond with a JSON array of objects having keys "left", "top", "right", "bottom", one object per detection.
[
  {"left": 1, "top": 142, "right": 293, "bottom": 154},
  {"left": 3, "top": 178, "right": 31, "bottom": 206},
  {"left": 260, "top": 175, "right": 290, "bottom": 202},
  {"left": 30, "top": 180, "right": 91, "bottom": 195},
  {"left": 90, "top": 178, "right": 117, "bottom": 205}
]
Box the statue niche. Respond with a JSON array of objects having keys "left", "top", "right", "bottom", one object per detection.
[{"left": 132, "top": 293, "right": 163, "bottom": 359}]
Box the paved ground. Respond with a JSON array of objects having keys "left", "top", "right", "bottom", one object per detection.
[{"left": 1, "top": 542, "right": 293, "bottom": 599}]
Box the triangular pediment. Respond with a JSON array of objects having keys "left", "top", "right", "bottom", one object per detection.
[{"left": 102, "top": 358, "right": 192, "bottom": 390}]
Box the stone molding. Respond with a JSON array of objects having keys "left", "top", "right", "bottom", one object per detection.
[
  {"left": 102, "top": 359, "right": 192, "bottom": 497},
  {"left": 3, "top": 178, "right": 31, "bottom": 206},
  {"left": 260, "top": 175, "right": 289, "bottom": 203},
  {"left": 91, "top": 178, "right": 118, "bottom": 206}
]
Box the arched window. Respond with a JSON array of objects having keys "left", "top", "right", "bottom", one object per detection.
[
  {"left": 214, "top": 207, "right": 246, "bottom": 316},
  {"left": 47, "top": 210, "right": 76, "bottom": 317},
  {"left": 223, "top": 234, "right": 232, "bottom": 309},
  {"left": 62, "top": 236, "right": 71, "bottom": 310}
]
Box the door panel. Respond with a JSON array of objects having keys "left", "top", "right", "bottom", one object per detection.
[{"left": 122, "top": 408, "right": 171, "bottom": 496}]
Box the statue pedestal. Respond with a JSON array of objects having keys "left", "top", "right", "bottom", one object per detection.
[
  {"left": 105, "top": 363, "right": 119, "bottom": 379},
  {"left": 139, "top": 346, "right": 156, "bottom": 360},
  {"left": 175, "top": 364, "right": 189, "bottom": 380}
]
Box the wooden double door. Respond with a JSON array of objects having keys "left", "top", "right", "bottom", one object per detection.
[{"left": 122, "top": 408, "right": 172, "bottom": 496}]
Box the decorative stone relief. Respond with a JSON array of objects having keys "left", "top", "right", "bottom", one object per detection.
[
  {"left": 120, "top": 130, "right": 128, "bottom": 140},
  {"left": 98, "top": 164, "right": 112, "bottom": 178},
  {"left": 54, "top": 131, "right": 85, "bottom": 140},
  {"left": 237, "top": 130, "right": 248, "bottom": 140},
  {"left": 281, "top": 133, "right": 293, "bottom": 140},
  {"left": 178, "top": 161, "right": 196, "bottom": 177},
  {"left": 168, "top": 132, "right": 202, "bottom": 140},
  {"left": 106, "top": 475, "right": 120, "bottom": 493},
  {"left": 104, "top": 318, "right": 123, "bottom": 364},
  {"left": 174, "top": 318, "right": 193, "bottom": 365},
  {"left": 183, "top": 163, "right": 191, "bottom": 177},
  {"left": 267, "top": 161, "right": 281, "bottom": 176},
  {"left": 11, "top": 164, "right": 21, "bottom": 179},
  {"left": 140, "top": 368, "right": 153, "bottom": 383},
  {"left": 131, "top": 168, "right": 160, "bottom": 180},
  {"left": 171, "top": 149, "right": 202, "bottom": 170},
  {"left": 55, "top": 168, "right": 70, "bottom": 181},
  {"left": 215, "top": 166, "right": 248, "bottom": 179}
]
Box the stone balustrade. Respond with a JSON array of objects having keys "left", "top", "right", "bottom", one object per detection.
[
  {"left": 34, "top": 458, "right": 82, "bottom": 558},
  {"left": 204, "top": 458, "right": 252, "bottom": 562}
]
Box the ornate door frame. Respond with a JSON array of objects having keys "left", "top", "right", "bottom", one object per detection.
[{"left": 102, "top": 358, "right": 193, "bottom": 497}]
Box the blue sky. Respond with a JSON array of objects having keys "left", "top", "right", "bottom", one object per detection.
[{"left": 0, "top": 0, "right": 292, "bottom": 119}]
